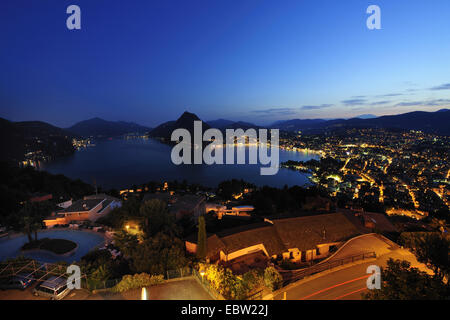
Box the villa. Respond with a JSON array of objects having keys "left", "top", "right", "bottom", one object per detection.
[
  {"left": 185, "top": 212, "right": 360, "bottom": 263},
  {"left": 144, "top": 192, "right": 206, "bottom": 220},
  {"left": 43, "top": 194, "right": 121, "bottom": 227}
]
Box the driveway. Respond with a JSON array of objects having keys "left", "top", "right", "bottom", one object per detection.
[
  {"left": 273, "top": 247, "right": 432, "bottom": 300},
  {"left": 321, "top": 234, "right": 396, "bottom": 262}
]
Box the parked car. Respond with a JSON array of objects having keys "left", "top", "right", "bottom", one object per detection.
[
  {"left": 0, "top": 273, "right": 35, "bottom": 290},
  {"left": 33, "top": 276, "right": 71, "bottom": 300}
]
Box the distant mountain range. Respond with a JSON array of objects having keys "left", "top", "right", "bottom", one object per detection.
[
  {"left": 355, "top": 114, "right": 377, "bottom": 119},
  {"left": 209, "top": 120, "right": 261, "bottom": 131},
  {"left": 269, "top": 119, "right": 327, "bottom": 131},
  {"left": 150, "top": 109, "right": 450, "bottom": 138},
  {"left": 270, "top": 109, "right": 450, "bottom": 135},
  {"left": 2, "top": 108, "right": 449, "bottom": 163},
  {"left": 0, "top": 118, "right": 75, "bottom": 163},
  {"left": 206, "top": 119, "right": 260, "bottom": 130},
  {"left": 67, "top": 117, "right": 150, "bottom": 137}
]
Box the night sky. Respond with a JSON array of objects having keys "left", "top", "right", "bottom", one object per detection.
[{"left": 1, "top": 0, "right": 450, "bottom": 127}]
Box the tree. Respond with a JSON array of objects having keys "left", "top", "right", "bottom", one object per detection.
[
  {"left": 20, "top": 215, "right": 34, "bottom": 243},
  {"left": 264, "top": 266, "right": 283, "bottom": 291},
  {"left": 113, "top": 230, "right": 139, "bottom": 257},
  {"left": 399, "top": 232, "right": 450, "bottom": 281},
  {"left": 90, "top": 264, "right": 111, "bottom": 284},
  {"left": 413, "top": 233, "right": 450, "bottom": 281},
  {"left": 129, "top": 233, "right": 187, "bottom": 275},
  {"left": 196, "top": 216, "right": 207, "bottom": 260},
  {"left": 363, "top": 259, "right": 449, "bottom": 300},
  {"left": 17, "top": 203, "right": 42, "bottom": 243},
  {"left": 202, "top": 263, "right": 250, "bottom": 300},
  {"left": 139, "top": 199, "right": 175, "bottom": 237},
  {"left": 242, "top": 269, "right": 264, "bottom": 291}
]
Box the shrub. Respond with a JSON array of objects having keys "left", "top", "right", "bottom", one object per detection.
[
  {"left": 111, "top": 273, "right": 164, "bottom": 293},
  {"left": 21, "top": 238, "right": 77, "bottom": 254},
  {"left": 279, "top": 259, "right": 301, "bottom": 270},
  {"left": 264, "top": 266, "right": 283, "bottom": 291},
  {"left": 242, "top": 269, "right": 264, "bottom": 291}
]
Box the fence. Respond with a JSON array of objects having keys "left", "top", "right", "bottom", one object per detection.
[
  {"left": 193, "top": 268, "right": 223, "bottom": 300},
  {"left": 245, "top": 289, "right": 263, "bottom": 300},
  {"left": 0, "top": 259, "right": 80, "bottom": 284},
  {"left": 165, "top": 267, "right": 193, "bottom": 280},
  {"left": 83, "top": 278, "right": 121, "bottom": 291},
  {"left": 283, "top": 251, "right": 376, "bottom": 285}
]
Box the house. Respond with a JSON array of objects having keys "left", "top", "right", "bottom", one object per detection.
[
  {"left": 339, "top": 209, "right": 397, "bottom": 234},
  {"left": 30, "top": 193, "right": 53, "bottom": 203},
  {"left": 143, "top": 192, "right": 205, "bottom": 220},
  {"left": 205, "top": 203, "right": 254, "bottom": 219},
  {"left": 185, "top": 212, "right": 359, "bottom": 263},
  {"left": 43, "top": 194, "right": 121, "bottom": 227},
  {"left": 56, "top": 199, "right": 73, "bottom": 209},
  {"left": 168, "top": 194, "right": 205, "bottom": 220}
]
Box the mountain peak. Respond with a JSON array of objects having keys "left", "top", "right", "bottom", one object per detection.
[
  {"left": 178, "top": 111, "right": 200, "bottom": 121},
  {"left": 149, "top": 111, "right": 209, "bottom": 139}
]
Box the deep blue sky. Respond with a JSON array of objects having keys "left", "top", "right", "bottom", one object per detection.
[{"left": 1, "top": 0, "right": 450, "bottom": 127}]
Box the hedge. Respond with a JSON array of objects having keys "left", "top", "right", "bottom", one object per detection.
[{"left": 111, "top": 273, "right": 164, "bottom": 293}]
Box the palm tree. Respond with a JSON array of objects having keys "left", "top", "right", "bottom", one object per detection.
[
  {"left": 20, "top": 215, "right": 33, "bottom": 243},
  {"left": 32, "top": 221, "right": 42, "bottom": 241},
  {"left": 18, "top": 203, "right": 43, "bottom": 243}
]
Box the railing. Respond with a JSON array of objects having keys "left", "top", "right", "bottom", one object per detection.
[
  {"left": 83, "top": 278, "right": 121, "bottom": 291},
  {"left": 165, "top": 267, "right": 193, "bottom": 280},
  {"left": 245, "top": 289, "right": 263, "bottom": 300},
  {"left": 193, "top": 268, "right": 223, "bottom": 300},
  {"left": 282, "top": 251, "right": 376, "bottom": 286}
]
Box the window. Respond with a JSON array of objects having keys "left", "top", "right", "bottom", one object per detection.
[{"left": 56, "top": 285, "right": 67, "bottom": 295}]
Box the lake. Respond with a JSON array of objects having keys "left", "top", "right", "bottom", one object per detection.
[{"left": 40, "top": 138, "right": 320, "bottom": 189}]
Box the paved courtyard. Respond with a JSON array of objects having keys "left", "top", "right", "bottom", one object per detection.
[{"left": 0, "top": 278, "right": 214, "bottom": 300}]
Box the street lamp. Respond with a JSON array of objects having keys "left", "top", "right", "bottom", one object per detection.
[
  {"left": 200, "top": 270, "right": 205, "bottom": 284},
  {"left": 141, "top": 287, "right": 147, "bottom": 300}
]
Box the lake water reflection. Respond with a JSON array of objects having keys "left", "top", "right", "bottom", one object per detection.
[{"left": 40, "top": 138, "right": 320, "bottom": 189}]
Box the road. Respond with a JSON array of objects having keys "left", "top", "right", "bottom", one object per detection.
[{"left": 274, "top": 237, "right": 431, "bottom": 300}]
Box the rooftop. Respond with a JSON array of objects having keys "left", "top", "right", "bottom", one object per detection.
[
  {"left": 188, "top": 212, "right": 361, "bottom": 257},
  {"left": 61, "top": 199, "right": 104, "bottom": 213}
]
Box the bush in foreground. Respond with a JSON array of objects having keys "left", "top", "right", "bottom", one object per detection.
[
  {"left": 111, "top": 273, "right": 164, "bottom": 293},
  {"left": 264, "top": 266, "right": 283, "bottom": 291}
]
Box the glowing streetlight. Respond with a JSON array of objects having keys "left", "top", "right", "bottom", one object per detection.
[
  {"left": 141, "top": 287, "right": 147, "bottom": 300},
  {"left": 199, "top": 270, "right": 205, "bottom": 284},
  {"left": 125, "top": 225, "right": 130, "bottom": 231}
]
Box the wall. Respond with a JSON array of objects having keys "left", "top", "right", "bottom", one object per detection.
[{"left": 220, "top": 243, "right": 269, "bottom": 262}]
